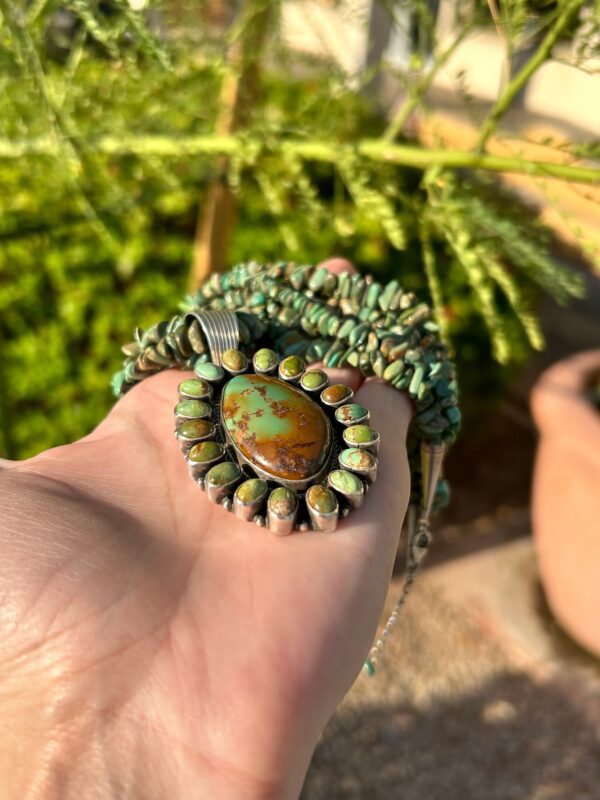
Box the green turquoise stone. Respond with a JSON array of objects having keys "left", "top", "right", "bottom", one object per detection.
[
  {"left": 125, "top": 361, "right": 139, "bottom": 381},
  {"left": 306, "top": 340, "right": 328, "bottom": 360},
  {"left": 177, "top": 419, "right": 214, "bottom": 440},
  {"left": 345, "top": 424, "right": 377, "bottom": 444},
  {"left": 346, "top": 350, "right": 360, "bottom": 367},
  {"left": 379, "top": 280, "right": 399, "bottom": 312},
  {"left": 308, "top": 266, "right": 328, "bottom": 291},
  {"left": 409, "top": 364, "right": 425, "bottom": 396},
  {"left": 325, "top": 350, "right": 343, "bottom": 368},
  {"left": 433, "top": 478, "right": 451, "bottom": 511},
  {"left": 206, "top": 461, "right": 242, "bottom": 486},
  {"left": 349, "top": 322, "right": 369, "bottom": 346},
  {"left": 253, "top": 348, "right": 278, "bottom": 372},
  {"left": 222, "top": 374, "right": 330, "bottom": 481},
  {"left": 279, "top": 355, "right": 305, "bottom": 379},
  {"left": 308, "top": 305, "right": 327, "bottom": 325},
  {"left": 268, "top": 487, "right": 297, "bottom": 517},
  {"left": 337, "top": 319, "right": 355, "bottom": 340},
  {"left": 112, "top": 370, "right": 126, "bottom": 397},
  {"left": 236, "top": 478, "right": 268, "bottom": 504},
  {"left": 188, "top": 441, "right": 223, "bottom": 463},
  {"left": 306, "top": 485, "right": 337, "bottom": 514},
  {"left": 383, "top": 360, "right": 405, "bottom": 382},
  {"left": 328, "top": 469, "right": 363, "bottom": 495},
  {"left": 279, "top": 308, "right": 298, "bottom": 327},
  {"left": 434, "top": 380, "right": 452, "bottom": 398},
  {"left": 321, "top": 384, "right": 352, "bottom": 406},
  {"left": 290, "top": 267, "right": 307, "bottom": 289},
  {"left": 179, "top": 378, "right": 212, "bottom": 398},
  {"left": 339, "top": 447, "right": 376, "bottom": 473},
  {"left": 249, "top": 291, "right": 266, "bottom": 307},
  {"left": 222, "top": 349, "right": 248, "bottom": 372},
  {"left": 318, "top": 312, "right": 332, "bottom": 336},
  {"left": 335, "top": 404, "right": 369, "bottom": 425},
  {"left": 194, "top": 362, "right": 225, "bottom": 382},
  {"left": 301, "top": 369, "right": 328, "bottom": 391},
  {"left": 373, "top": 353, "right": 386, "bottom": 377},
  {"left": 444, "top": 406, "right": 461, "bottom": 426},
  {"left": 175, "top": 399, "right": 212, "bottom": 419},
  {"left": 365, "top": 283, "right": 381, "bottom": 309},
  {"left": 327, "top": 317, "right": 341, "bottom": 336}
]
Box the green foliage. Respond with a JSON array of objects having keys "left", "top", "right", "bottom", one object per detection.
[
  {"left": 0, "top": 0, "right": 597, "bottom": 458},
  {"left": 421, "top": 168, "right": 584, "bottom": 361}
]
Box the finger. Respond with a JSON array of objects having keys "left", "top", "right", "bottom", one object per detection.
[
  {"left": 317, "top": 366, "right": 362, "bottom": 393},
  {"left": 350, "top": 377, "right": 413, "bottom": 555},
  {"left": 316, "top": 256, "right": 355, "bottom": 275}
]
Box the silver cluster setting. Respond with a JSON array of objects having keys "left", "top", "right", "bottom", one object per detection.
[{"left": 174, "top": 348, "right": 380, "bottom": 534}]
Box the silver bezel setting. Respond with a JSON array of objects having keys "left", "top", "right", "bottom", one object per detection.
[
  {"left": 233, "top": 478, "right": 269, "bottom": 522},
  {"left": 174, "top": 350, "right": 379, "bottom": 532},
  {"left": 342, "top": 425, "right": 380, "bottom": 456}
]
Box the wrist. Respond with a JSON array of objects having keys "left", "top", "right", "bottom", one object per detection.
[{"left": 0, "top": 684, "right": 310, "bottom": 800}]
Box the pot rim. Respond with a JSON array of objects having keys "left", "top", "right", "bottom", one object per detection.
[{"left": 531, "top": 349, "right": 600, "bottom": 457}]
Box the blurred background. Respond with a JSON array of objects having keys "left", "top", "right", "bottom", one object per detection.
[{"left": 1, "top": 1, "right": 599, "bottom": 797}]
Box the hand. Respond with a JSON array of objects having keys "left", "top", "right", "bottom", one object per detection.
[{"left": 0, "top": 259, "right": 411, "bottom": 800}]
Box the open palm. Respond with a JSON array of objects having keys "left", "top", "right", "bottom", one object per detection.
[{"left": 0, "top": 265, "right": 411, "bottom": 800}]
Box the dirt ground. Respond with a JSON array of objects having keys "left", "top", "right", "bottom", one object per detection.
[{"left": 301, "top": 510, "right": 600, "bottom": 799}]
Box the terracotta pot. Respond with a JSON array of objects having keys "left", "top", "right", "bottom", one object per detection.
[{"left": 531, "top": 350, "right": 600, "bottom": 657}]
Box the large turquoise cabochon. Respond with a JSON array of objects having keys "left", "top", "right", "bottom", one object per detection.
[{"left": 222, "top": 374, "right": 330, "bottom": 481}]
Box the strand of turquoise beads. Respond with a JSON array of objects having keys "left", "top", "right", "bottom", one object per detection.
[{"left": 112, "top": 261, "right": 460, "bottom": 674}]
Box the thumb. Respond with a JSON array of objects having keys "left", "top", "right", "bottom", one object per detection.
[{"left": 349, "top": 378, "right": 413, "bottom": 559}]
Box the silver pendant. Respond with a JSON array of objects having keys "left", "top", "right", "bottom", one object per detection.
[{"left": 173, "top": 311, "right": 379, "bottom": 534}]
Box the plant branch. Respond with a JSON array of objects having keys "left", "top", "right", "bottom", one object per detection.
[
  {"left": 383, "top": 25, "right": 472, "bottom": 143},
  {"left": 475, "top": 0, "right": 585, "bottom": 152},
  {"left": 2, "top": 134, "right": 598, "bottom": 184}
]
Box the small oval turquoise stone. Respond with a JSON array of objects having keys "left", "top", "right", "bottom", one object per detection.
[
  {"left": 301, "top": 369, "right": 328, "bottom": 391},
  {"left": 249, "top": 291, "right": 266, "bottom": 307},
  {"left": 175, "top": 399, "right": 212, "bottom": 419},
  {"left": 206, "top": 461, "right": 242, "bottom": 486},
  {"left": 112, "top": 370, "right": 126, "bottom": 397},
  {"left": 222, "top": 349, "right": 248, "bottom": 373},
  {"left": 236, "top": 478, "right": 268, "bottom": 504},
  {"left": 177, "top": 419, "right": 214, "bottom": 440},
  {"left": 335, "top": 404, "right": 369, "bottom": 425},
  {"left": 306, "top": 485, "right": 337, "bottom": 514},
  {"left": 179, "top": 378, "right": 212, "bottom": 399},
  {"left": 321, "top": 384, "right": 353, "bottom": 406},
  {"left": 194, "top": 362, "right": 225, "bottom": 382},
  {"left": 329, "top": 469, "right": 363, "bottom": 495},
  {"left": 268, "top": 487, "right": 297, "bottom": 518},
  {"left": 339, "top": 447, "right": 376, "bottom": 473},
  {"left": 253, "top": 348, "right": 278, "bottom": 372},
  {"left": 188, "top": 441, "right": 223, "bottom": 463},
  {"left": 383, "top": 360, "right": 405, "bottom": 382},
  {"left": 222, "top": 374, "right": 330, "bottom": 481},
  {"left": 344, "top": 425, "right": 378, "bottom": 444},
  {"left": 279, "top": 355, "right": 305, "bottom": 379}
]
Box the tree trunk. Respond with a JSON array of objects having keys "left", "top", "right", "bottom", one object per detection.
[{"left": 188, "top": 0, "right": 276, "bottom": 290}]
